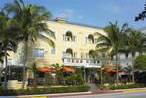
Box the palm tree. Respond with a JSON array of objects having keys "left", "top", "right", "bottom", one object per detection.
[
  {"left": 0, "top": 52, "right": 4, "bottom": 63},
  {"left": 95, "top": 22, "right": 129, "bottom": 84},
  {"left": 31, "top": 62, "right": 38, "bottom": 88},
  {"left": 123, "top": 65, "right": 133, "bottom": 82},
  {"left": 126, "top": 30, "right": 145, "bottom": 83},
  {"left": 0, "top": 43, "right": 4, "bottom": 63},
  {"left": 4, "top": 0, "right": 55, "bottom": 88},
  {"left": 0, "top": 11, "right": 20, "bottom": 89},
  {"left": 89, "top": 50, "right": 99, "bottom": 59}
]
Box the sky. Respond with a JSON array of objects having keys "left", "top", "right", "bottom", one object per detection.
[{"left": 0, "top": 0, "right": 146, "bottom": 29}]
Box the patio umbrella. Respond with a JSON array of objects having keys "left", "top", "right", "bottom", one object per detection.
[
  {"left": 63, "top": 66, "right": 75, "bottom": 73},
  {"left": 38, "top": 67, "right": 56, "bottom": 73}
]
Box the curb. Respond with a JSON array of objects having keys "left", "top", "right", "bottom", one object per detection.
[
  {"left": 124, "top": 89, "right": 146, "bottom": 93},
  {"left": 16, "top": 92, "right": 92, "bottom": 98},
  {"left": 3, "top": 88, "right": 146, "bottom": 98},
  {"left": 114, "top": 88, "right": 146, "bottom": 93},
  {"left": 0, "top": 91, "right": 123, "bottom": 98},
  {"left": 16, "top": 90, "right": 124, "bottom": 98}
]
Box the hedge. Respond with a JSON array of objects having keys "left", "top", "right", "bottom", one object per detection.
[
  {"left": 0, "top": 85, "right": 90, "bottom": 96},
  {"left": 109, "top": 84, "right": 145, "bottom": 90}
]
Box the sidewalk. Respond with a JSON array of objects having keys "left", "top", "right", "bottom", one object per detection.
[
  {"left": 116, "top": 87, "right": 146, "bottom": 93},
  {"left": 16, "top": 90, "right": 123, "bottom": 98},
  {"left": 1, "top": 88, "right": 146, "bottom": 98},
  {"left": 16, "top": 92, "right": 92, "bottom": 98}
]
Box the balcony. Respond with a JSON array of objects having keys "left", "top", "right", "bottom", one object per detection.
[{"left": 62, "top": 57, "right": 101, "bottom": 68}]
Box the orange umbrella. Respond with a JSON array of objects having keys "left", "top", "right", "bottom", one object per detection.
[
  {"left": 103, "top": 65, "right": 123, "bottom": 74},
  {"left": 103, "top": 65, "right": 113, "bottom": 72},
  {"left": 107, "top": 70, "right": 123, "bottom": 74},
  {"left": 63, "top": 66, "right": 75, "bottom": 73},
  {"left": 38, "top": 67, "right": 56, "bottom": 73}
]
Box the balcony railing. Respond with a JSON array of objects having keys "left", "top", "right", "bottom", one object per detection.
[{"left": 62, "top": 57, "right": 102, "bottom": 68}]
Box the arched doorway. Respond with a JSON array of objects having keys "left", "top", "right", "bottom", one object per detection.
[
  {"left": 88, "top": 34, "right": 94, "bottom": 44},
  {"left": 66, "top": 48, "right": 73, "bottom": 58},
  {"left": 65, "top": 31, "right": 73, "bottom": 41}
]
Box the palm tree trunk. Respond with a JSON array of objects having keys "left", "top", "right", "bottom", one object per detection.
[
  {"left": 100, "top": 67, "right": 103, "bottom": 85},
  {"left": 132, "top": 55, "right": 135, "bottom": 83},
  {"left": 108, "top": 55, "right": 112, "bottom": 64},
  {"left": 22, "top": 41, "right": 28, "bottom": 89},
  {"left": 84, "top": 67, "right": 86, "bottom": 83},
  {"left": 4, "top": 48, "right": 7, "bottom": 90},
  {"left": 0, "top": 69, "right": 1, "bottom": 87},
  {"left": 32, "top": 63, "right": 37, "bottom": 88},
  {"left": 33, "top": 70, "right": 37, "bottom": 88},
  {"left": 116, "top": 53, "right": 119, "bottom": 85},
  {"left": 139, "top": 50, "right": 142, "bottom": 56}
]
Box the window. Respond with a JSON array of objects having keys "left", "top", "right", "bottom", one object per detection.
[
  {"left": 86, "top": 60, "right": 89, "bottom": 63},
  {"left": 62, "top": 51, "right": 66, "bottom": 57},
  {"left": 85, "top": 37, "right": 88, "bottom": 43},
  {"left": 86, "top": 35, "right": 94, "bottom": 44},
  {"left": 32, "top": 48, "right": 44, "bottom": 58},
  {"left": 86, "top": 53, "right": 89, "bottom": 58},
  {"left": 97, "top": 60, "right": 100, "bottom": 63},
  {"left": 67, "top": 37, "right": 71, "bottom": 41},
  {"left": 81, "top": 52, "right": 83, "bottom": 58},
  {"left": 81, "top": 52, "right": 85, "bottom": 58},
  {"left": 72, "top": 36, "right": 76, "bottom": 42},
  {"left": 63, "top": 34, "right": 65, "bottom": 41},
  {"left": 8, "top": 59, "right": 12, "bottom": 65},
  {"left": 73, "top": 52, "right": 77, "bottom": 58},
  {"left": 63, "top": 31, "right": 76, "bottom": 42},
  {"left": 51, "top": 47, "right": 56, "bottom": 54}
]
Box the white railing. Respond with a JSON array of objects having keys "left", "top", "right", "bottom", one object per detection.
[{"left": 62, "top": 57, "right": 102, "bottom": 68}]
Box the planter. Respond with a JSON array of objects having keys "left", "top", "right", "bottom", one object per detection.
[{"left": 3, "top": 80, "right": 28, "bottom": 90}]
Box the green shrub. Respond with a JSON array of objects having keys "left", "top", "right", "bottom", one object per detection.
[
  {"left": 134, "top": 55, "right": 146, "bottom": 70},
  {"left": 64, "top": 74, "right": 84, "bottom": 85},
  {"left": 44, "top": 73, "right": 53, "bottom": 85},
  {"left": 109, "top": 84, "right": 145, "bottom": 90},
  {"left": 0, "top": 85, "right": 90, "bottom": 96}
]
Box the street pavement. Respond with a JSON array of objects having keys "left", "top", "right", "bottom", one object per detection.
[
  {"left": 1, "top": 88, "right": 146, "bottom": 98},
  {"left": 52, "top": 92, "right": 146, "bottom": 98}
]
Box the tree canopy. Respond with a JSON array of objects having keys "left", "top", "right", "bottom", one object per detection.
[{"left": 134, "top": 55, "right": 146, "bottom": 70}]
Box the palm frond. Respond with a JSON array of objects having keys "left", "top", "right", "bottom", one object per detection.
[
  {"left": 96, "top": 42, "right": 111, "bottom": 48},
  {"left": 0, "top": 52, "right": 4, "bottom": 63},
  {"left": 40, "top": 34, "right": 55, "bottom": 47}
]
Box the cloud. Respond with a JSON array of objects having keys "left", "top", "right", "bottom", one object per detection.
[
  {"left": 112, "top": 5, "right": 122, "bottom": 14},
  {"left": 101, "top": 3, "right": 123, "bottom": 14},
  {"left": 56, "top": 9, "right": 74, "bottom": 19},
  {"left": 78, "top": 15, "right": 84, "bottom": 19},
  {"left": 55, "top": 9, "right": 84, "bottom": 20}
]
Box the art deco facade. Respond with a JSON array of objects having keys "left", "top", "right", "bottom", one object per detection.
[
  {"left": 6, "top": 19, "right": 106, "bottom": 68},
  {"left": 5, "top": 18, "right": 141, "bottom": 68}
]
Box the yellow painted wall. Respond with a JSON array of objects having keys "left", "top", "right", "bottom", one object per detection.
[{"left": 8, "top": 20, "right": 106, "bottom": 67}]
